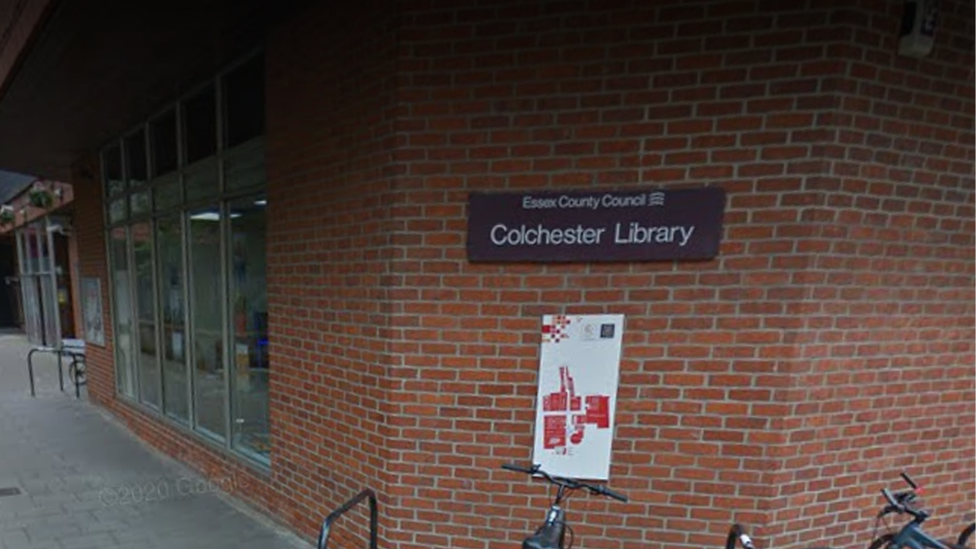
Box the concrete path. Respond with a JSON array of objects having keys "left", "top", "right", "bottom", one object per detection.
[{"left": 0, "top": 333, "right": 311, "bottom": 549}]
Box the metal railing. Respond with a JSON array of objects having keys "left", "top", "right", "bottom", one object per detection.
[{"left": 317, "top": 489, "right": 378, "bottom": 549}]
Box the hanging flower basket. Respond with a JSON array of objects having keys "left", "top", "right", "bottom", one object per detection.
[
  {"left": 0, "top": 206, "right": 13, "bottom": 226},
  {"left": 29, "top": 185, "right": 53, "bottom": 209}
]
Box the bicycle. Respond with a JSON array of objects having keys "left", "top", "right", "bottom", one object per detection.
[
  {"left": 501, "top": 463, "right": 627, "bottom": 549},
  {"left": 866, "top": 473, "right": 972, "bottom": 549},
  {"left": 725, "top": 522, "right": 839, "bottom": 549}
]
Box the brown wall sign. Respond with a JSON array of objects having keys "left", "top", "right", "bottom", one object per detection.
[{"left": 467, "top": 187, "right": 726, "bottom": 263}]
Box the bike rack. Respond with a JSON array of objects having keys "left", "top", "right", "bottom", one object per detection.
[{"left": 317, "top": 489, "right": 378, "bottom": 549}]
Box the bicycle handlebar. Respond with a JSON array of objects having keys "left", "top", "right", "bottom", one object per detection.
[
  {"left": 900, "top": 472, "right": 920, "bottom": 491},
  {"left": 502, "top": 463, "right": 535, "bottom": 475},
  {"left": 882, "top": 488, "right": 900, "bottom": 509},
  {"left": 591, "top": 483, "right": 629, "bottom": 502},
  {"left": 501, "top": 463, "right": 629, "bottom": 503},
  {"left": 877, "top": 471, "right": 926, "bottom": 518}
]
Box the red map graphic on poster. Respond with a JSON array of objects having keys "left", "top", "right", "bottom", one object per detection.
[{"left": 541, "top": 365, "right": 610, "bottom": 452}]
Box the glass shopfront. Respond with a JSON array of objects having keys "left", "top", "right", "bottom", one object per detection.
[{"left": 103, "top": 52, "right": 270, "bottom": 465}]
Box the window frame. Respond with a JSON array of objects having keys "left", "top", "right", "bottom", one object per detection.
[{"left": 101, "top": 48, "right": 269, "bottom": 469}]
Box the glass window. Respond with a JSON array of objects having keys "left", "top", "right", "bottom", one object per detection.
[
  {"left": 229, "top": 196, "right": 269, "bottom": 460},
  {"left": 40, "top": 277, "right": 58, "bottom": 345},
  {"left": 154, "top": 174, "right": 181, "bottom": 211},
  {"left": 158, "top": 216, "right": 188, "bottom": 422},
  {"left": 133, "top": 222, "right": 159, "bottom": 408},
  {"left": 103, "top": 52, "right": 268, "bottom": 464},
  {"left": 20, "top": 276, "right": 43, "bottom": 345},
  {"left": 24, "top": 226, "right": 40, "bottom": 273},
  {"left": 185, "top": 157, "right": 218, "bottom": 202},
  {"left": 189, "top": 206, "right": 225, "bottom": 441},
  {"left": 103, "top": 145, "right": 125, "bottom": 196},
  {"left": 16, "top": 231, "right": 43, "bottom": 344},
  {"left": 125, "top": 130, "right": 148, "bottom": 187},
  {"left": 223, "top": 55, "right": 265, "bottom": 148},
  {"left": 130, "top": 189, "right": 151, "bottom": 216},
  {"left": 224, "top": 141, "right": 266, "bottom": 192},
  {"left": 151, "top": 110, "right": 178, "bottom": 177},
  {"left": 109, "top": 199, "right": 127, "bottom": 224},
  {"left": 184, "top": 85, "right": 217, "bottom": 164},
  {"left": 111, "top": 228, "right": 136, "bottom": 397}
]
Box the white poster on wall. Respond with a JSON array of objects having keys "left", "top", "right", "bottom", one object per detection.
[
  {"left": 532, "top": 314, "right": 624, "bottom": 480},
  {"left": 81, "top": 278, "right": 105, "bottom": 347}
]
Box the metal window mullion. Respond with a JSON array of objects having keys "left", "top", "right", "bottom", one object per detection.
[
  {"left": 153, "top": 218, "right": 166, "bottom": 414},
  {"left": 216, "top": 75, "right": 226, "bottom": 193},
  {"left": 221, "top": 200, "right": 233, "bottom": 450},
  {"left": 177, "top": 91, "right": 197, "bottom": 429},
  {"left": 217, "top": 74, "right": 237, "bottom": 449},
  {"left": 44, "top": 217, "right": 61, "bottom": 345},
  {"left": 31, "top": 226, "right": 44, "bottom": 344},
  {"left": 150, "top": 218, "right": 164, "bottom": 413},
  {"left": 105, "top": 227, "right": 122, "bottom": 395},
  {"left": 145, "top": 122, "right": 153, "bottom": 182},
  {"left": 37, "top": 226, "right": 46, "bottom": 276},
  {"left": 121, "top": 141, "right": 139, "bottom": 397},
  {"left": 176, "top": 103, "right": 186, "bottom": 203},
  {"left": 126, "top": 226, "right": 140, "bottom": 402},
  {"left": 181, "top": 210, "right": 194, "bottom": 428},
  {"left": 14, "top": 231, "right": 24, "bottom": 338},
  {"left": 120, "top": 135, "right": 129, "bottom": 215},
  {"left": 100, "top": 151, "right": 110, "bottom": 227},
  {"left": 15, "top": 228, "right": 24, "bottom": 277},
  {"left": 101, "top": 144, "right": 125, "bottom": 396},
  {"left": 20, "top": 230, "right": 27, "bottom": 275},
  {"left": 144, "top": 126, "right": 155, "bottom": 213},
  {"left": 46, "top": 219, "right": 60, "bottom": 342},
  {"left": 23, "top": 230, "right": 31, "bottom": 275}
]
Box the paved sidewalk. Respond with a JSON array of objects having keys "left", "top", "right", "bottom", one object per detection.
[{"left": 0, "top": 333, "right": 312, "bottom": 549}]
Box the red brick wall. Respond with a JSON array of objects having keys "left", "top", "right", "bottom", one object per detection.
[
  {"left": 70, "top": 154, "right": 114, "bottom": 404},
  {"left": 265, "top": 0, "right": 400, "bottom": 542},
  {"left": 67, "top": 227, "right": 82, "bottom": 341},
  {"left": 767, "top": 2, "right": 975, "bottom": 548},
  {"left": 382, "top": 2, "right": 974, "bottom": 549},
  {"left": 69, "top": 2, "right": 974, "bottom": 549},
  {"left": 386, "top": 2, "right": 835, "bottom": 548}
]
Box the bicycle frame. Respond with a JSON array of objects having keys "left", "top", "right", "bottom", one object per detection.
[
  {"left": 523, "top": 505, "right": 567, "bottom": 549},
  {"left": 873, "top": 473, "right": 968, "bottom": 549},
  {"left": 888, "top": 521, "right": 952, "bottom": 549}
]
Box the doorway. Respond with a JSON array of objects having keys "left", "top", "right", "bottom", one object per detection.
[
  {"left": 0, "top": 238, "right": 17, "bottom": 328},
  {"left": 15, "top": 219, "right": 72, "bottom": 345}
]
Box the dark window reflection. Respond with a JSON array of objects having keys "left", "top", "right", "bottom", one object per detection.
[
  {"left": 103, "top": 145, "right": 124, "bottom": 196},
  {"left": 229, "top": 196, "right": 269, "bottom": 459},
  {"left": 224, "top": 55, "right": 265, "bottom": 148},
  {"left": 125, "top": 130, "right": 147, "bottom": 185},
  {"left": 133, "top": 221, "right": 159, "bottom": 408},
  {"left": 184, "top": 85, "right": 217, "bottom": 164},
  {"left": 158, "top": 216, "right": 188, "bottom": 422},
  {"left": 151, "top": 110, "right": 178, "bottom": 176},
  {"left": 189, "top": 205, "right": 225, "bottom": 441}
]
